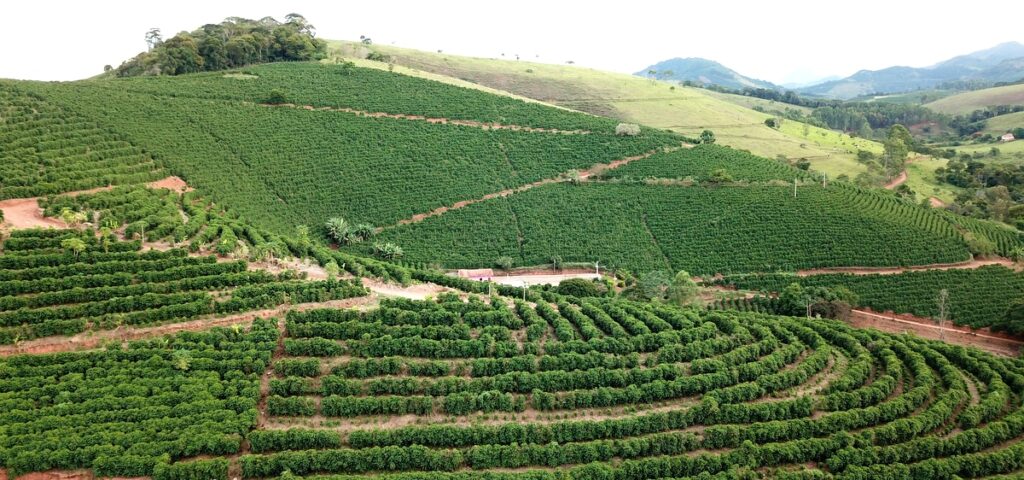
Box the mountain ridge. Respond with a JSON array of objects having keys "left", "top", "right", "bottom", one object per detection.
[
  {"left": 798, "top": 41, "right": 1024, "bottom": 99},
  {"left": 634, "top": 57, "right": 780, "bottom": 91}
]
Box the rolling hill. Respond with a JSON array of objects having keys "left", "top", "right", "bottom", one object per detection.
[
  {"left": 634, "top": 57, "right": 780, "bottom": 90},
  {"left": 329, "top": 40, "right": 882, "bottom": 179},
  {"left": 925, "top": 82, "right": 1024, "bottom": 114},
  {"left": 801, "top": 41, "right": 1024, "bottom": 99},
  {"left": 5, "top": 17, "right": 1024, "bottom": 480}
]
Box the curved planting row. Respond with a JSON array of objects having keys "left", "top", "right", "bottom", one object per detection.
[{"left": 235, "top": 293, "right": 1024, "bottom": 479}]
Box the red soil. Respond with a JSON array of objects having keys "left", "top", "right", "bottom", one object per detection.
[
  {"left": 796, "top": 257, "right": 1017, "bottom": 276},
  {"left": 849, "top": 308, "right": 1023, "bottom": 357}
]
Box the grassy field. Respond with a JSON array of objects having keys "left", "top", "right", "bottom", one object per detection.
[
  {"left": 327, "top": 41, "right": 882, "bottom": 179},
  {"left": 925, "top": 83, "right": 1024, "bottom": 115},
  {"left": 949, "top": 138, "right": 1024, "bottom": 164},
  {"left": 860, "top": 89, "right": 955, "bottom": 105},
  {"left": 905, "top": 154, "right": 959, "bottom": 203},
  {"left": 698, "top": 88, "right": 813, "bottom": 115},
  {"left": 982, "top": 111, "right": 1024, "bottom": 135}
]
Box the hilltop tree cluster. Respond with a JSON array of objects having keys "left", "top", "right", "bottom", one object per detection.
[{"left": 115, "top": 14, "right": 326, "bottom": 77}]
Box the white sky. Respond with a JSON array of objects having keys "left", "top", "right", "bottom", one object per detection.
[{"left": 2, "top": 0, "right": 1022, "bottom": 84}]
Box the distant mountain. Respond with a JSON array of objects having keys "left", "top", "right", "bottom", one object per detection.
[
  {"left": 799, "top": 42, "right": 1024, "bottom": 99},
  {"left": 781, "top": 75, "right": 842, "bottom": 90},
  {"left": 635, "top": 57, "right": 780, "bottom": 91}
]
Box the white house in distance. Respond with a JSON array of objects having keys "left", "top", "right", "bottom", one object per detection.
[{"left": 1002, "top": 133, "right": 1016, "bottom": 142}]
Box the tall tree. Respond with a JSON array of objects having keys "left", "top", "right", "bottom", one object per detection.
[{"left": 145, "top": 28, "right": 163, "bottom": 51}]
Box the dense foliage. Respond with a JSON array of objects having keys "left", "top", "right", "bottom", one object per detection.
[
  {"left": 0, "top": 229, "right": 367, "bottom": 343},
  {"left": 0, "top": 320, "right": 278, "bottom": 476},
  {"left": 714, "top": 265, "right": 1024, "bottom": 331},
  {"left": 0, "top": 84, "right": 165, "bottom": 199},
  {"left": 18, "top": 71, "right": 680, "bottom": 235},
  {"left": 601, "top": 144, "right": 807, "bottom": 183},
  {"left": 375, "top": 182, "right": 1005, "bottom": 274},
  {"left": 115, "top": 15, "right": 325, "bottom": 76}
]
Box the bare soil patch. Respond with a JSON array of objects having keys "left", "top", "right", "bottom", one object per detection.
[
  {"left": 848, "top": 309, "right": 1023, "bottom": 357},
  {"left": 0, "top": 198, "right": 68, "bottom": 230},
  {"left": 146, "top": 176, "right": 192, "bottom": 193}
]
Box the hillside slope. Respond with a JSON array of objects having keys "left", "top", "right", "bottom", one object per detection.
[
  {"left": 330, "top": 41, "right": 881, "bottom": 178},
  {"left": 5, "top": 61, "right": 1018, "bottom": 277},
  {"left": 925, "top": 83, "right": 1024, "bottom": 114}
]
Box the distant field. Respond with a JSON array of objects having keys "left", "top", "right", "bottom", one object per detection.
[
  {"left": 926, "top": 83, "right": 1024, "bottom": 114},
  {"left": 698, "top": 89, "right": 813, "bottom": 115},
  {"left": 328, "top": 41, "right": 884, "bottom": 180},
  {"left": 982, "top": 111, "right": 1024, "bottom": 135},
  {"left": 861, "top": 89, "right": 955, "bottom": 105},
  {"left": 949, "top": 139, "right": 1024, "bottom": 164},
  {"left": 905, "top": 154, "right": 960, "bottom": 203}
]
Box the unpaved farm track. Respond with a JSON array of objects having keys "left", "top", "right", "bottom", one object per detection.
[
  {"left": 0, "top": 296, "right": 375, "bottom": 357},
  {"left": 849, "top": 309, "right": 1023, "bottom": 357},
  {"left": 263, "top": 103, "right": 592, "bottom": 135},
  {"left": 0, "top": 272, "right": 459, "bottom": 357},
  {"left": 884, "top": 169, "right": 908, "bottom": 189},
  {"left": 381, "top": 144, "right": 690, "bottom": 230},
  {"left": 796, "top": 257, "right": 1017, "bottom": 276}
]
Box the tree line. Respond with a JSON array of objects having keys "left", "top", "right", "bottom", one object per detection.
[{"left": 114, "top": 14, "right": 326, "bottom": 76}]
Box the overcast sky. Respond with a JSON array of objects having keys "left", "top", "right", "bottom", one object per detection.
[{"left": 2, "top": 0, "right": 1022, "bottom": 84}]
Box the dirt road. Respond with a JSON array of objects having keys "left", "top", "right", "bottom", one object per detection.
[
  {"left": 796, "top": 257, "right": 1016, "bottom": 276},
  {"left": 381, "top": 144, "right": 690, "bottom": 230},
  {"left": 849, "top": 309, "right": 1022, "bottom": 357}
]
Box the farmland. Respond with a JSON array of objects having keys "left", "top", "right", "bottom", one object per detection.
[
  {"left": 5, "top": 294, "right": 1024, "bottom": 478},
  {"left": 714, "top": 265, "right": 1024, "bottom": 331},
  {"left": 3, "top": 22, "right": 1024, "bottom": 480},
  {"left": 373, "top": 181, "right": 1018, "bottom": 274},
  {"left": 0, "top": 85, "right": 166, "bottom": 199},
  {"left": 925, "top": 83, "right": 1024, "bottom": 115},
  {"left": 330, "top": 41, "right": 885, "bottom": 179},
  {"left": 0, "top": 228, "right": 366, "bottom": 344},
  {"left": 13, "top": 68, "right": 682, "bottom": 235}
]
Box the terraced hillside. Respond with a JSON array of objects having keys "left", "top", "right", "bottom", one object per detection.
[
  {"left": 5, "top": 294, "right": 1024, "bottom": 479},
  {"left": 373, "top": 179, "right": 1020, "bottom": 274},
  {"left": 6, "top": 62, "right": 1019, "bottom": 277},
  {"left": 0, "top": 229, "right": 366, "bottom": 344},
  {"left": 714, "top": 265, "right": 1024, "bottom": 331},
  {"left": 0, "top": 85, "right": 166, "bottom": 199},
  {"left": 330, "top": 41, "right": 883, "bottom": 179},
  {"left": 11, "top": 64, "right": 683, "bottom": 235}
]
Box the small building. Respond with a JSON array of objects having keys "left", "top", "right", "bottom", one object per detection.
[
  {"left": 1002, "top": 133, "right": 1016, "bottom": 142},
  {"left": 456, "top": 268, "right": 493, "bottom": 279}
]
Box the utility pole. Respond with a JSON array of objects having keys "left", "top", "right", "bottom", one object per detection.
[
  {"left": 793, "top": 178, "right": 798, "bottom": 198},
  {"left": 936, "top": 289, "right": 949, "bottom": 342}
]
